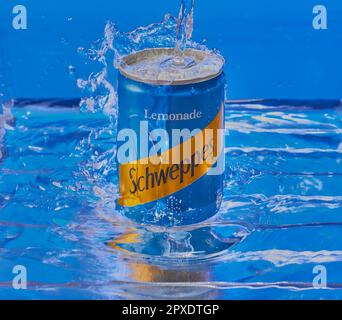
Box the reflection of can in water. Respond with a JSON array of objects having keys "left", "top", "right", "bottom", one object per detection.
[{"left": 117, "top": 48, "right": 225, "bottom": 227}]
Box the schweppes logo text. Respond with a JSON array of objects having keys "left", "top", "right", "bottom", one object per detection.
[{"left": 118, "top": 105, "right": 224, "bottom": 207}]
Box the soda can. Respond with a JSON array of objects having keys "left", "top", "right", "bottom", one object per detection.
[{"left": 117, "top": 48, "right": 225, "bottom": 227}]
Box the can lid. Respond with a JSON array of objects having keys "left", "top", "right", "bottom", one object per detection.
[{"left": 118, "top": 48, "right": 225, "bottom": 86}]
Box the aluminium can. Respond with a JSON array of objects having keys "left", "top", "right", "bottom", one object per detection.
[{"left": 117, "top": 48, "right": 225, "bottom": 227}]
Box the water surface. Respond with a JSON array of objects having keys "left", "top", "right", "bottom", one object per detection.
[{"left": 0, "top": 99, "right": 341, "bottom": 299}]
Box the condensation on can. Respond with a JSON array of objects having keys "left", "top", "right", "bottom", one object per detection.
[{"left": 117, "top": 48, "right": 225, "bottom": 227}]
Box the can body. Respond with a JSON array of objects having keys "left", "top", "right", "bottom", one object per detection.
[{"left": 117, "top": 64, "right": 225, "bottom": 227}]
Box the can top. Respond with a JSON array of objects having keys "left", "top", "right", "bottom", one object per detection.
[{"left": 118, "top": 48, "right": 225, "bottom": 86}]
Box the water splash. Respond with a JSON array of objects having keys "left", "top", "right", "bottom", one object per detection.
[
  {"left": 76, "top": 8, "right": 209, "bottom": 118},
  {"left": 76, "top": 16, "right": 176, "bottom": 117},
  {"left": 0, "top": 100, "right": 14, "bottom": 162},
  {"left": 76, "top": 22, "right": 118, "bottom": 118}
]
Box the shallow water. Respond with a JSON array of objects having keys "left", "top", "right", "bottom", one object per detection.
[{"left": 0, "top": 99, "right": 342, "bottom": 300}]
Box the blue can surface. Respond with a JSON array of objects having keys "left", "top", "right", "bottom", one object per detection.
[{"left": 117, "top": 48, "right": 225, "bottom": 227}]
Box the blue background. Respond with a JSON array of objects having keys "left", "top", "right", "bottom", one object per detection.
[{"left": 0, "top": 0, "right": 342, "bottom": 100}]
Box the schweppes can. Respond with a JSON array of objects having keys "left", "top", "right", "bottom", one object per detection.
[{"left": 117, "top": 48, "right": 225, "bottom": 227}]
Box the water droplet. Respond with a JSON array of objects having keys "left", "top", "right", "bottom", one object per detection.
[{"left": 68, "top": 65, "right": 76, "bottom": 75}]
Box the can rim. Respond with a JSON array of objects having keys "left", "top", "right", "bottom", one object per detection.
[{"left": 118, "top": 48, "right": 225, "bottom": 86}]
